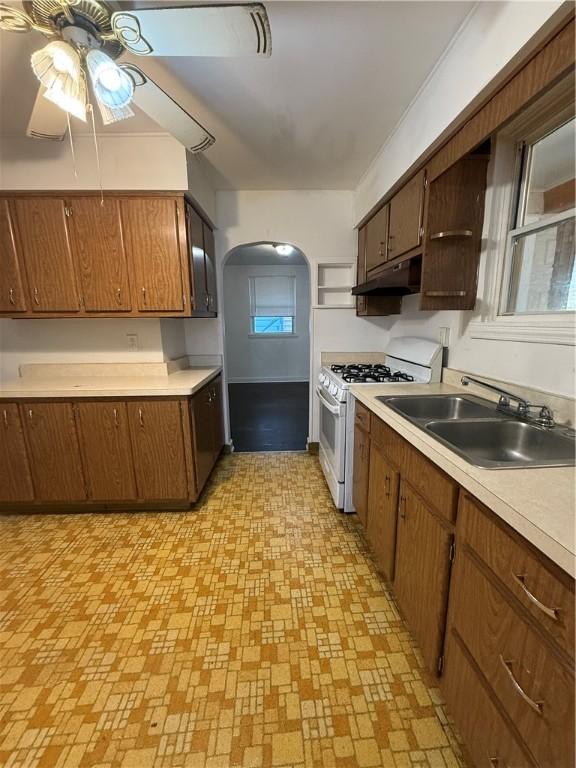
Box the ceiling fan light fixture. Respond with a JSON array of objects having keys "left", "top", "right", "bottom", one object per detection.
[
  {"left": 86, "top": 49, "right": 134, "bottom": 109},
  {"left": 44, "top": 72, "right": 87, "bottom": 122},
  {"left": 31, "top": 40, "right": 81, "bottom": 89}
]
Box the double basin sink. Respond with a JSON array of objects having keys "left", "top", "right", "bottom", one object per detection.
[{"left": 375, "top": 394, "right": 575, "bottom": 469}]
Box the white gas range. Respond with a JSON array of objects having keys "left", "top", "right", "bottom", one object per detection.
[{"left": 316, "top": 337, "right": 443, "bottom": 511}]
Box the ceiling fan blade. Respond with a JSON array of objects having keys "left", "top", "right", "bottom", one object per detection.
[
  {"left": 122, "top": 64, "right": 215, "bottom": 153},
  {"left": 26, "top": 84, "right": 67, "bottom": 140},
  {"left": 111, "top": 4, "right": 271, "bottom": 57}
]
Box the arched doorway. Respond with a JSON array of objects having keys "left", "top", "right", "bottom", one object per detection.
[{"left": 222, "top": 242, "right": 311, "bottom": 452}]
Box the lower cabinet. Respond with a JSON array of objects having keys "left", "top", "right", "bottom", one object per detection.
[
  {"left": 23, "top": 402, "right": 87, "bottom": 501},
  {"left": 351, "top": 403, "right": 575, "bottom": 764},
  {"left": 394, "top": 480, "right": 453, "bottom": 674},
  {"left": 190, "top": 375, "right": 224, "bottom": 494},
  {"left": 352, "top": 422, "right": 370, "bottom": 527},
  {"left": 0, "top": 403, "right": 34, "bottom": 502},
  {"left": 75, "top": 402, "right": 137, "bottom": 501},
  {"left": 0, "top": 375, "right": 224, "bottom": 508},
  {"left": 127, "top": 401, "right": 189, "bottom": 500},
  {"left": 366, "top": 441, "right": 399, "bottom": 581}
]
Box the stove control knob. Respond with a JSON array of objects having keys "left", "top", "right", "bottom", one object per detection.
[{"left": 329, "top": 383, "right": 338, "bottom": 396}]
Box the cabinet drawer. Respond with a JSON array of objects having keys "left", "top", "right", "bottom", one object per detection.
[
  {"left": 354, "top": 401, "right": 371, "bottom": 433},
  {"left": 451, "top": 549, "right": 575, "bottom": 768},
  {"left": 443, "top": 631, "right": 535, "bottom": 768},
  {"left": 460, "top": 494, "right": 574, "bottom": 658},
  {"left": 403, "top": 443, "right": 458, "bottom": 522}
]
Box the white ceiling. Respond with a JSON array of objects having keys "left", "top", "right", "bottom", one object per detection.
[
  {"left": 226, "top": 243, "right": 308, "bottom": 265},
  {"left": 0, "top": 1, "right": 474, "bottom": 190}
]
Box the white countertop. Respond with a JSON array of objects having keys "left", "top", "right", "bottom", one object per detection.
[
  {"left": 350, "top": 382, "right": 576, "bottom": 578},
  {"left": 0, "top": 367, "right": 222, "bottom": 399}
]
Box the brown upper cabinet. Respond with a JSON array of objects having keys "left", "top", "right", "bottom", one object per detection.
[
  {"left": 387, "top": 169, "right": 426, "bottom": 261},
  {"left": 185, "top": 201, "right": 217, "bottom": 317},
  {"left": 0, "top": 199, "right": 28, "bottom": 313},
  {"left": 121, "top": 197, "right": 186, "bottom": 313},
  {"left": 66, "top": 197, "right": 131, "bottom": 312},
  {"left": 365, "top": 203, "right": 390, "bottom": 273},
  {"left": 0, "top": 192, "right": 218, "bottom": 319},
  {"left": 12, "top": 197, "right": 81, "bottom": 313}
]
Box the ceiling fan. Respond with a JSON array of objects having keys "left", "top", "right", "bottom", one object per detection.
[{"left": 0, "top": 0, "right": 272, "bottom": 151}]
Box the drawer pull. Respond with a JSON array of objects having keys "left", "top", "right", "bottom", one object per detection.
[
  {"left": 429, "top": 229, "right": 473, "bottom": 240},
  {"left": 499, "top": 655, "right": 543, "bottom": 715},
  {"left": 512, "top": 573, "right": 560, "bottom": 621}
]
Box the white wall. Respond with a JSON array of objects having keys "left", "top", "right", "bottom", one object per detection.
[
  {"left": 0, "top": 318, "right": 165, "bottom": 384},
  {"left": 224, "top": 264, "right": 310, "bottom": 383},
  {"left": 0, "top": 133, "right": 188, "bottom": 191}
]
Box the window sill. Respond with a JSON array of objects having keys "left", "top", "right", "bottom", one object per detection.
[
  {"left": 248, "top": 333, "right": 299, "bottom": 339},
  {"left": 468, "top": 318, "right": 575, "bottom": 345}
]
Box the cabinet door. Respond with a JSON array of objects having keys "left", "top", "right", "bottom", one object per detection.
[
  {"left": 203, "top": 222, "right": 217, "bottom": 314},
  {"left": 0, "top": 404, "right": 34, "bottom": 502},
  {"left": 12, "top": 198, "right": 80, "bottom": 312},
  {"left": 0, "top": 200, "right": 27, "bottom": 313},
  {"left": 210, "top": 376, "right": 224, "bottom": 459},
  {"left": 185, "top": 203, "right": 209, "bottom": 314},
  {"left": 394, "top": 481, "right": 453, "bottom": 674},
  {"left": 127, "top": 401, "right": 188, "bottom": 499},
  {"left": 75, "top": 402, "right": 137, "bottom": 500},
  {"left": 365, "top": 204, "right": 389, "bottom": 272},
  {"left": 367, "top": 443, "right": 400, "bottom": 581},
  {"left": 22, "top": 402, "right": 86, "bottom": 501},
  {"left": 121, "top": 198, "right": 185, "bottom": 312},
  {"left": 388, "top": 170, "right": 425, "bottom": 259},
  {"left": 191, "top": 385, "right": 216, "bottom": 495},
  {"left": 352, "top": 425, "right": 370, "bottom": 527},
  {"left": 66, "top": 197, "right": 131, "bottom": 312}
]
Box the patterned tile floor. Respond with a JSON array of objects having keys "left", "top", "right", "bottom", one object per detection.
[{"left": 0, "top": 453, "right": 467, "bottom": 768}]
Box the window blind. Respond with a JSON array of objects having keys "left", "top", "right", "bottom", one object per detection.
[{"left": 249, "top": 276, "right": 295, "bottom": 316}]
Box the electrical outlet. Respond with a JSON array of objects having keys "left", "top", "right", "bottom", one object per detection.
[
  {"left": 438, "top": 326, "right": 451, "bottom": 347},
  {"left": 126, "top": 334, "right": 139, "bottom": 352}
]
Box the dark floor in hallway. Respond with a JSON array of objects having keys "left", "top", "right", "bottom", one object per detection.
[{"left": 228, "top": 382, "right": 309, "bottom": 451}]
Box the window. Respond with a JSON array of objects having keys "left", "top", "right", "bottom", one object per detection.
[
  {"left": 469, "top": 76, "right": 576, "bottom": 345},
  {"left": 249, "top": 275, "right": 295, "bottom": 335},
  {"left": 502, "top": 117, "right": 575, "bottom": 315}
]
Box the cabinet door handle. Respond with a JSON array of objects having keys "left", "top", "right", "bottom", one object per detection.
[
  {"left": 141, "top": 287, "right": 147, "bottom": 305},
  {"left": 113, "top": 408, "right": 119, "bottom": 427},
  {"left": 385, "top": 475, "right": 391, "bottom": 497},
  {"left": 33, "top": 288, "right": 40, "bottom": 305},
  {"left": 205, "top": 295, "right": 210, "bottom": 308},
  {"left": 28, "top": 409, "right": 33, "bottom": 420},
  {"left": 511, "top": 573, "right": 560, "bottom": 621},
  {"left": 8, "top": 289, "right": 15, "bottom": 306},
  {"left": 498, "top": 656, "right": 543, "bottom": 715},
  {"left": 138, "top": 408, "right": 144, "bottom": 427},
  {"left": 116, "top": 288, "right": 122, "bottom": 305},
  {"left": 399, "top": 495, "right": 406, "bottom": 520},
  {"left": 2, "top": 409, "right": 7, "bottom": 427},
  {"left": 488, "top": 758, "right": 508, "bottom": 768}
]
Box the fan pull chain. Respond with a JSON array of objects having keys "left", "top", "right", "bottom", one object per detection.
[
  {"left": 66, "top": 113, "right": 78, "bottom": 179},
  {"left": 88, "top": 103, "right": 104, "bottom": 206}
]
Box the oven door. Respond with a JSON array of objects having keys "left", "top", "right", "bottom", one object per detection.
[{"left": 316, "top": 385, "right": 346, "bottom": 482}]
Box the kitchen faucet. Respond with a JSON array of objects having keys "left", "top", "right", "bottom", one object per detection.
[{"left": 461, "top": 376, "right": 556, "bottom": 428}]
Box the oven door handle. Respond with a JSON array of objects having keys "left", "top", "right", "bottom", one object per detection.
[{"left": 316, "top": 386, "right": 341, "bottom": 415}]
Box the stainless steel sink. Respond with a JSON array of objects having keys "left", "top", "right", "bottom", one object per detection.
[
  {"left": 425, "top": 419, "right": 576, "bottom": 469},
  {"left": 377, "top": 394, "right": 498, "bottom": 421}
]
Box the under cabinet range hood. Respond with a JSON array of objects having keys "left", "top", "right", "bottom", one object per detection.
[{"left": 352, "top": 256, "right": 421, "bottom": 296}]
